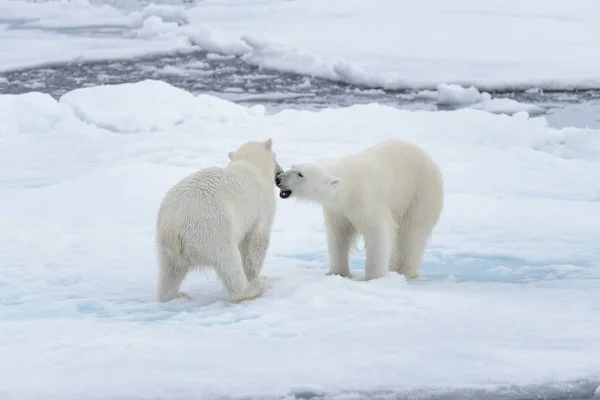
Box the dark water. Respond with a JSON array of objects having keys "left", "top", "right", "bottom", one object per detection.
[{"left": 1, "top": 50, "right": 600, "bottom": 129}]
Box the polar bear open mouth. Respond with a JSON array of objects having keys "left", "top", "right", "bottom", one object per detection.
[{"left": 279, "top": 189, "right": 292, "bottom": 199}]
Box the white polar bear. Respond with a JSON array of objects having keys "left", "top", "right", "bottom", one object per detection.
[
  {"left": 276, "top": 140, "right": 443, "bottom": 280},
  {"left": 155, "top": 138, "right": 283, "bottom": 303}
]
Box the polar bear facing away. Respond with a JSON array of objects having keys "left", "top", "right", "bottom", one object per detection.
[
  {"left": 156, "top": 138, "right": 282, "bottom": 303},
  {"left": 276, "top": 140, "right": 443, "bottom": 280}
]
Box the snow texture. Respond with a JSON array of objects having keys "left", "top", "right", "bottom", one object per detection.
[
  {"left": 1, "top": 80, "right": 599, "bottom": 399},
  {"left": 2, "top": 0, "right": 600, "bottom": 91}
]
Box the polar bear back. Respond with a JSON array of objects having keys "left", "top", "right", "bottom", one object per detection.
[
  {"left": 324, "top": 140, "right": 443, "bottom": 219},
  {"left": 157, "top": 164, "right": 274, "bottom": 248}
]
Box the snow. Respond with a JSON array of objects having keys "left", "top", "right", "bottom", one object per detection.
[
  {"left": 1, "top": 80, "right": 599, "bottom": 399},
  {"left": 2, "top": 0, "right": 600, "bottom": 91}
]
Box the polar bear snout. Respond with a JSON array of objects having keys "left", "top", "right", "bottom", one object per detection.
[
  {"left": 275, "top": 171, "right": 288, "bottom": 188},
  {"left": 275, "top": 177, "right": 293, "bottom": 198},
  {"left": 275, "top": 171, "right": 293, "bottom": 198}
]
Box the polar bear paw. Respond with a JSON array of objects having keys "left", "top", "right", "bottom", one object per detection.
[
  {"left": 178, "top": 291, "right": 192, "bottom": 300},
  {"left": 326, "top": 270, "right": 352, "bottom": 278},
  {"left": 252, "top": 275, "right": 269, "bottom": 286},
  {"left": 158, "top": 290, "right": 191, "bottom": 302},
  {"left": 231, "top": 277, "right": 269, "bottom": 303}
]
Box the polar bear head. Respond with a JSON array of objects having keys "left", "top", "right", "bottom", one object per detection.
[
  {"left": 275, "top": 162, "right": 340, "bottom": 204},
  {"left": 228, "top": 138, "right": 283, "bottom": 183}
]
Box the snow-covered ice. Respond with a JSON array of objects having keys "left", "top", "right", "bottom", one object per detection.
[
  {"left": 59, "top": 80, "right": 198, "bottom": 133},
  {"left": 204, "top": 0, "right": 600, "bottom": 91},
  {"left": 1, "top": 80, "right": 599, "bottom": 399},
  {"left": 434, "top": 84, "right": 545, "bottom": 116},
  {"left": 436, "top": 84, "right": 487, "bottom": 107},
  {"left": 2, "top": 0, "right": 600, "bottom": 91}
]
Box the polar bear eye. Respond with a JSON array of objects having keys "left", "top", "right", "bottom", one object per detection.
[{"left": 297, "top": 172, "right": 304, "bottom": 178}]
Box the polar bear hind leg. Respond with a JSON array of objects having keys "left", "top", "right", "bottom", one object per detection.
[
  {"left": 215, "top": 245, "right": 268, "bottom": 303},
  {"left": 240, "top": 228, "right": 271, "bottom": 282},
  {"left": 392, "top": 195, "right": 442, "bottom": 279},
  {"left": 392, "top": 224, "right": 432, "bottom": 279},
  {"left": 157, "top": 246, "right": 191, "bottom": 302}
]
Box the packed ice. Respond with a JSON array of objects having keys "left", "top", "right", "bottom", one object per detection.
[{"left": 1, "top": 80, "right": 599, "bottom": 399}]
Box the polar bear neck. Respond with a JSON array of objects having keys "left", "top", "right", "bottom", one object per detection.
[
  {"left": 309, "top": 161, "right": 344, "bottom": 207},
  {"left": 229, "top": 159, "right": 275, "bottom": 187}
]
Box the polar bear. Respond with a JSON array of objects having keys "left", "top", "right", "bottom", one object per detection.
[
  {"left": 276, "top": 140, "right": 443, "bottom": 280},
  {"left": 155, "top": 138, "right": 283, "bottom": 303}
]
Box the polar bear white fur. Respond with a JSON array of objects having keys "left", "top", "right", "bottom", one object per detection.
[
  {"left": 276, "top": 140, "right": 443, "bottom": 280},
  {"left": 155, "top": 138, "right": 282, "bottom": 303}
]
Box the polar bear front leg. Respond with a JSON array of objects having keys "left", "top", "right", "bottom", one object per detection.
[
  {"left": 363, "top": 220, "right": 393, "bottom": 281},
  {"left": 324, "top": 210, "right": 356, "bottom": 278},
  {"left": 240, "top": 229, "right": 270, "bottom": 282}
]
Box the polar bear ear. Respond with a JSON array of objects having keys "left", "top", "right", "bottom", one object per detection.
[
  {"left": 328, "top": 176, "right": 341, "bottom": 188},
  {"left": 263, "top": 138, "right": 273, "bottom": 150},
  {"left": 228, "top": 151, "right": 235, "bottom": 160}
]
